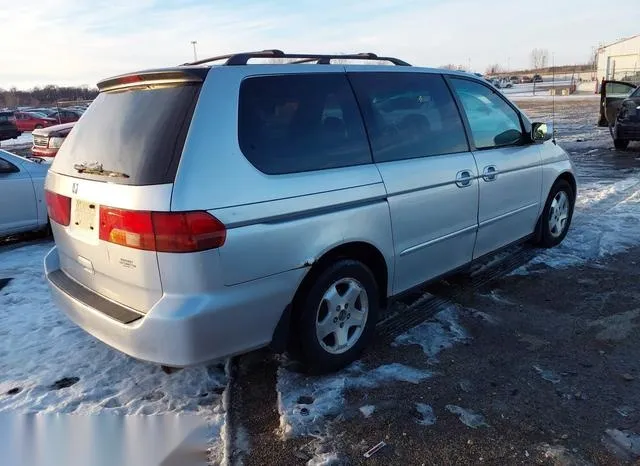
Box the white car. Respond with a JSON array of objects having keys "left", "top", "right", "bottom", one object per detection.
[{"left": 0, "top": 150, "right": 50, "bottom": 238}]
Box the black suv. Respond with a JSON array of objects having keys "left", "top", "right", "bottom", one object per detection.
[{"left": 0, "top": 111, "right": 21, "bottom": 142}]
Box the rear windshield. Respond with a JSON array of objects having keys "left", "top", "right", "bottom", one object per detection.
[
  {"left": 0, "top": 113, "right": 12, "bottom": 122},
  {"left": 51, "top": 84, "right": 200, "bottom": 185}
]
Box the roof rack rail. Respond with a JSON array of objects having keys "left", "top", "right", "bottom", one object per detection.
[{"left": 181, "top": 50, "right": 410, "bottom": 67}]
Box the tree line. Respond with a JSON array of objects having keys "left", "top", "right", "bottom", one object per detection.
[{"left": 0, "top": 85, "right": 98, "bottom": 108}]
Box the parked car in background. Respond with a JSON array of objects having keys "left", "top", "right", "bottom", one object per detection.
[
  {"left": 47, "top": 109, "right": 82, "bottom": 124},
  {"left": 0, "top": 111, "right": 21, "bottom": 142},
  {"left": 0, "top": 150, "right": 49, "bottom": 238},
  {"left": 14, "top": 111, "right": 57, "bottom": 132},
  {"left": 598, "top": 80, "right": 637, "bottom": 130},
  {"left": 43, "top": 51, "right": 576, "bottom": 373},
  {"left": 510, "top": 76, "right": 520, "bottom": 84},
  {"left": 533, "top": 74, "right": 543, "bottom": 83},
  {"left": 521, "top": 75, "right": 533, "bottom": 83},
  {"left": 32, "top": 122, "right": 75, "bottom": 158},
  {"left": 608, "top": 84, "right": 640, "bottom": 149}
]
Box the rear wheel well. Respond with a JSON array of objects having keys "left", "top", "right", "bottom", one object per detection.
[{"left": 293, "top": 242, "right": 389, "bottom": 312}]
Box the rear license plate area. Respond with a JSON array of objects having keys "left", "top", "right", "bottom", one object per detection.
[{"left": 71, "top": 199, "right": 99, "bottom": 236}]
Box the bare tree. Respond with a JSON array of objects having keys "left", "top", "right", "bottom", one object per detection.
[{"left": 530, "top": 48, "right": 549, "bottom": 70}]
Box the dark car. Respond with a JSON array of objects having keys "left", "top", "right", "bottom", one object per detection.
[
  {"left": 533, "top": 74, "right": 543, "bottom": 83},
  {"left": 0, "top": 111, "right": 22, "bottom": 142},
  {"left": 521, "top": 75, "right": 533, "bottom": 84},
  {"left": 598, "top": 80, "right": 637, "bottom": 128},
  {"left": 31, "top": 122, "right": 75, "bottom": 157},
  {"left": 610, "top": 85, "right": 640, "bottom": 149},
  {"left": 47, "top": 109, "right": 81, "bottom": 124}
]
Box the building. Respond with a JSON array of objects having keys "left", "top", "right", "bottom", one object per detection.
[{"left": 596, "top": 34, "right": 640, "bottom": 83}]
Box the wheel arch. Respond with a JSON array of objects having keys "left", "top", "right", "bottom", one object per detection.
[{"left": 270, "top": 241, "right": 390, "bottom": 353}]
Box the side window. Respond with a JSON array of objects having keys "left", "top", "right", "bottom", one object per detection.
[
  {"left": 0, "top": 158, "right": 18, "bottom": 173},
  {"left": 605, "top": 82, "right": 635, "bottom": 96},
  {"left": 349, "top": 72, "right": 468, "bottom": 163},
  {"left": 450, "top": 78, "right": 523, "bottom": 149},
  {"left": 238, "top": 74, "right": 371, "bottom": 175}
]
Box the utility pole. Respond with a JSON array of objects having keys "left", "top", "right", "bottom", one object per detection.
[{"left": 191, "top": 41, "right": 198, "bottom": 62}]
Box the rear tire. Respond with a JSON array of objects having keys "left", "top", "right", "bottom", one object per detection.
[
  {"left": 292, "top": 260, "right": 379, "bottom": 374},
  {"left": 536, "top": 179, "right": 575, "bottom": 248},
  {"left": 614, "top": 138, "right": 629, "bottom": 150}
]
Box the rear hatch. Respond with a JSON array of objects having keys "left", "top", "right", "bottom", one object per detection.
[{"left": 45, "top": 68, "right": 208, "bottom": 313}]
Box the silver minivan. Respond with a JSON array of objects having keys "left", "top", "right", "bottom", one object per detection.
[{"left": 44, "top": 51, "right": 576, "bottom": 373}]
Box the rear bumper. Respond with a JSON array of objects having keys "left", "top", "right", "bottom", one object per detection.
[{"left": 45, "top": 246, "right": 307, "bottom": 367}]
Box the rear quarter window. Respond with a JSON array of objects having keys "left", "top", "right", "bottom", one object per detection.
[{"left": 238, "top": 74, "right": 372, "bottom": 175}]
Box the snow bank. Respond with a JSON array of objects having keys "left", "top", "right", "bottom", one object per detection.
[
  {"left": 512, "top": 176, "right": 640, "bottom": 274},
  {"left": 0, "top": 132, "right": 32, "bottom": 148},
  {"left": 0, "top": 242, "right": 228, "bottom": 454}
]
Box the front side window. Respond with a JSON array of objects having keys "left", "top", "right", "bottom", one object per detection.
[
  {"left": 0, "top": 158, "right": 17, "bottom": 172},
  {"left": 605, "top": 82, "right": 636, "bottom": 96},
  {"left": 349, "top": 72, "right": 468, "bottom": 163},
  {"left": 238, "top": 74, "right": 371, "bottom": 174},
  {"left": 450, "top": 78, "right": 524, "bottom": 149}
]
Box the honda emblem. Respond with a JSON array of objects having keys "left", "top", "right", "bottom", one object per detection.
[{"left": 72, "top": 183, "right": 78, "bottom": 194}]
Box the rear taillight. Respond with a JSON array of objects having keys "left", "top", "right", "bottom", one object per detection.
[
  {"left": 99, "top": 207, "right": 226, "bottom": 253},
  {"left": 45, "top": 190, "right": 71, "bottom": 226}
]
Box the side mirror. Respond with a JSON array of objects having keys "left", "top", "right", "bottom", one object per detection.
[{"left": 532, "top": 122, "right": 553, "bottom": 142}]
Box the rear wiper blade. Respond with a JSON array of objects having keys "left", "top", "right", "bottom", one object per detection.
[{"left": 73, "top": 162, "right": 129, "bottom": 178}]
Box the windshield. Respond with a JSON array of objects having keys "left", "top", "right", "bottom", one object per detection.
[{"left": 50, "top": 83, "right": 201, "bottom": 185}]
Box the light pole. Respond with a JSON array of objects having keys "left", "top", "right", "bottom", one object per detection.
[{"left": 191, "top": 41, "right": 198, "bottom": 62}]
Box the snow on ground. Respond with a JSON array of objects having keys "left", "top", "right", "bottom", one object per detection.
[
  {"left": 392, "top": 305, "right": 468, "bottom": 362},
  {"left": 445, "top": 405, "right": 489, "bottom": 428},
  {"left": 415, "top": 403, "right": 436, "bottom": 426},
  {"left": 0, "top": 241, "right": 228, "bottom": 457},
  {"left": 277, "top": 362, "right": 432, "bottom": 439},
  {"left": 0, "top": 132, "right": 32, "bottom": 148},
  {"left": 512, "top": 176, "right": 640, "bottom": 274}
]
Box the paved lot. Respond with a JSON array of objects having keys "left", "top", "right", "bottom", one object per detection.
[{"left": 228, "top": 98, "right": 640, "bottom": 465}]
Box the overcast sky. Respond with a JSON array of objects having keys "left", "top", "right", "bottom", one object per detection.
[{"left": 0, "top": 0, "right": 637, "bottom": 89}]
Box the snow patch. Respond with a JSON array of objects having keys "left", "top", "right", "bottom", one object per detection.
[
  {"left": 392, "top": 306, "right": 468, "bottom": 362},
  {"left": 415, "top": 403, "right": 436, "bottom": 426},
  {"left": 512, "top": 177, "right": 640, "bottom": 274},
  {"left": 0, "top": 242, "right": 228, "bottom": 455},
  {"left": 603, "top": 429, "right": 640, "bottom": 461},
  {"left": 533, "top": 365, "right": 561, "bottom": 384},
  {"left": 359, "top": 405, "right": 375, "bottom": 418},
  {"left": 277, "top": 362, "right": 431, "bottom": 439},
  {"left": 445, "top": 405, "right": 488, "bottom": 428},
  {"left": 307, "top": 452, "right": 342, "bottom": 466}
]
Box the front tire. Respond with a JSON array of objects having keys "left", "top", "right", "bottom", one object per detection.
[
  {"left": 34, "top": 124, "right": 43, "bottom": 130},
  {"left": 614, "top": 138, "right": 629, "bottom": 150},
  {"left": 537, "top": 179, "right": 575, "bottom": 248},
  {"left": 293, "top": 260, "right": 379, "bottom": 374}
]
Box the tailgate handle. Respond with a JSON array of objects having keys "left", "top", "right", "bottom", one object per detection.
[{"left": 77, "top": 256, "right": 94, "bottom": 274}]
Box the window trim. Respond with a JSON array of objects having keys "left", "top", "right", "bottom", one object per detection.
[
  {"left": 237, "top": 72, "right": 374, "bottom": 176},
  {"left": 444, "top": 74, "right": 531, "bottom": 151},
  {"left": 347, "top": 71, "right": 471, "bottom": 164}
]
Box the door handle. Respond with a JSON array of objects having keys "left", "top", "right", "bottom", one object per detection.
[
  {"left": 455, "top": 170, "right": 473, "bottom": 188},
  {"left": 482, "top": 165, "right": 498, "bottom": 182}
]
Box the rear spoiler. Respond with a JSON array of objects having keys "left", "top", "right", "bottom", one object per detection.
[{"left": 97, "top": 68, "right": 208, "bottom": 92}]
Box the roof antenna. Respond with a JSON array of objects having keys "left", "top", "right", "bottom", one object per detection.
[{"left": 552, "top": 52, "right": 557, "bottom": 145}]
